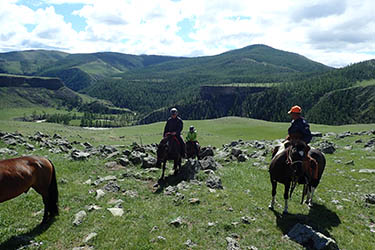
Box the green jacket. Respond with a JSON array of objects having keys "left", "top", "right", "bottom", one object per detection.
[{"left": 186, "top": 131, "right": 197, "bottom": 141}]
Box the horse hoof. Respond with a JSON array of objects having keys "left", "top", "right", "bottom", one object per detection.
[
  {"left": 282, "top": 210, "right": 289, "bottom": 215},
  {"left": 268, "top": 205, "right": 274, "bottom": 210}
]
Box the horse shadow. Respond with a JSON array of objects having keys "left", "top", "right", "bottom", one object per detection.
[
  {"left": 153, "top": 159, "right": 200, "bottom": 194},
  {"left": 271, "top": 202, "right": 341, "bottom": 239},
  {"left": 0, "top": 218, "right": 55, "bottom": 250}
]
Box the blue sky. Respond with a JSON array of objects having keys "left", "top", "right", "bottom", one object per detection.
[{"left": 0, "top": 0, "right": 374, "bottom": 67}]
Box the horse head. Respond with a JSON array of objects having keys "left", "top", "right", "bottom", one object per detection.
[
  {"left": 156, "top": 138, "right": 169, "bottom": 168},
  {"left": 287, "top": 140, "right": 308, "bottom": 180}
]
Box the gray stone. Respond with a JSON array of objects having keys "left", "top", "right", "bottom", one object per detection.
[
  {"left": 200, "top": 156, "right": 220, "bottom": 171},
  {"left": 359, "top": 169, "right": 375, "bottom": 174},
  {"left": 104, "top": 181, "right": 121, "bottom": 192},
  {"left": 231, "top": 148, "right": 242, "bottom": 157},
  {"left": 129, "top": 151, "right": 144, "bottom": 165},
  {"left": 95, "top": 189, "right": 105, "bottom": 200},
  {"left": 319, "top": 142, "right": 336, "bottom": 154},
  {"left": 365, "top": 194, "right": 375, "bottom": 204},
  {"left": 84, "top": 232, "right": 97, "bottom": 243},
  {"left": 71, "top": 150, "right": 90, "bottom": 160},
  {"left": 199, "top": 146, "right": 214, "bottom": 158},
  {"left": 226, "top": 237, "right": 240, "bottom": 250},
  {"left": 0, "top": 148, "right": 18, "bottom": 155},
  {"left": 142, "top": 156, "right": 157, "bottom": 168},
  {"left": 118, "top": 157, "right": 130, "bottom": 166},
  {"left": 237, "top": 154, "right": 248, "bottom": 162},
  {"left": 185, "top": 239, "right": 197, "bottom": 248},
  {"left": 206, "top": 174, "right": 223, "bottom": 189},
  {"left": 107, "top": 207, "right": 124, "bottom": 217},
  {"left": 73, "top": 210, "right": 87, "bottom": 226},
  {"left": 170, "top": 216, "right": 184, "bottom": 227},
  {"left": 344, "top": 160, "right": 354, "bottom": 165},
  {"left": 285, "top": 223, "right": 338, "bottom": 250}
]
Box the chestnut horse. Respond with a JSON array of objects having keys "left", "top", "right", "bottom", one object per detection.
[
  {"left": 156, "top": 135, "right": 182, "bottom": 180},
  {"left": 269, "top": 140, "right": 325, "bottom": 214},
  {"left": 0, "top": 156, "right": 59, "bottom": 223}
]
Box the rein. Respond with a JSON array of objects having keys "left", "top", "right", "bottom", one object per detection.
[{"left": 286, "top": 145, "right": 303, "bottom": 198}]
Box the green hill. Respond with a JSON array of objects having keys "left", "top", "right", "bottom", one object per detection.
[
  {"left": 137, "top": 59, "right": 375, "bottom": 125},
  {"left": 0, "top": 50, "right": 68, "bottom": 75}
]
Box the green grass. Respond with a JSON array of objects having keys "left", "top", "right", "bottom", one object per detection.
[
  {"left": 355, "top": 79, "right": 375, "bottom": 87},
  {"left": 1, "top": 107, "right": 375, "bottom": 249}
]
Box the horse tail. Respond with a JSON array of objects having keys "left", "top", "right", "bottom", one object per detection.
[{"left": 47, "top": 159, "right": 59, "bottom": 216}]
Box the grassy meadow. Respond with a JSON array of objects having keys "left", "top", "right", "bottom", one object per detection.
[{"left": 1, "top": 107, "right": 375, "bottom": 249}]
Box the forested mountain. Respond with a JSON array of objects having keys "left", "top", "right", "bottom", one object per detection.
[
  {"left": 138, "top": 60, "right": 375, "bottom": 125},
  {"left": 83, "top": 45, "right": 333, "bottom": 113},
  {"left": 1, "top": 45, "right": 374, "bottom": 125}
]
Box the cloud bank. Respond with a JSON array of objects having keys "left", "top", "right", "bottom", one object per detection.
[{"left": 0, "top": 0, "right": 374, "bottom": 67}]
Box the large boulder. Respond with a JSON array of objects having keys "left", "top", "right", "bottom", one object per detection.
[
  {"left": 285, "top": 223, "right": 338, "bottom": 250},
  {"left": 200, "top": 156, "right": 221, "bottom": 171},
  {"left": 142, "top": 156, "right": 157, "bottom": 168},
  {"left": 199, "top": 146, "right": 214, "bottom": 158}
]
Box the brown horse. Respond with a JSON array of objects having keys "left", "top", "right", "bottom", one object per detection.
[
  {"left": 156, "top": 135, "right": 182, "bottom": 181},
  {"left": 269, "top": 140, "right": 325, "bottom": 214},
  {"left": 186, "top": 141, "right": 200, "bottom": 160},
  {"left": 0, "top": 156, "right": 59, "bottom": 223}
]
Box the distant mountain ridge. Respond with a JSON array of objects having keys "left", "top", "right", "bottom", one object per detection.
[
  {"left": 0, "top": 45, "right": 332, "bottom": 91},
  {"left": 2, "top": 45, "right": 374, "bottom": 125}
]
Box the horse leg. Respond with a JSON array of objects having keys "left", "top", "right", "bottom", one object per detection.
[
  {"left": 306, "top": 186, "right": 315, "bottom": 207},
  {"left": 283, "top": 183, "right": 290, "bottom": 214},
  {"left": 269, "top": 180, "right": 277, "bottom": 210},
  {"left": 160, "top": 161, "right": 166, "bottom": 180}
]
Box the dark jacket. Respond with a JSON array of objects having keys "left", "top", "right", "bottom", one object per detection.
[
  {"left": 288, "top": 117, "right": 312, "bottom": 144},
  {"left": 163, "top": 116, "right": 183, "bottom": 137}
]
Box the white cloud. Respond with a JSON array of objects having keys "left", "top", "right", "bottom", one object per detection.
[{"left": 0, "top": 0, "right": 374, "bottom": 67}]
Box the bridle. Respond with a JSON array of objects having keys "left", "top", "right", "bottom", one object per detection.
[{"left": 286, "top": 143, "right": 305, "bottom": 198}]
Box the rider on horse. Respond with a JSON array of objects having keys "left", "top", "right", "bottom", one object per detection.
[
  {"left": 186, "top": 125, "right": 199, "bottom": 155},
  {"left": 286, "top": 105, "right": 317, "bottom": 181},
  {"left": 163, "top": 108, "right": 186, "bottom": 157}
]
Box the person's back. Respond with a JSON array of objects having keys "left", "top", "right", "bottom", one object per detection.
[
  {"left": 287, "top": 106, "right": 312, "bottom": 144},
  {"left": 163, "top": 108, "right": 185, "bottom": 157},
  {"left": 286, "top": 105, "right": 317, "bottom": 181}
]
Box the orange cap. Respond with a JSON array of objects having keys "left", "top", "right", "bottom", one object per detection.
[{"left": 288, "top": 105, "right": 302, "bottom": 114}]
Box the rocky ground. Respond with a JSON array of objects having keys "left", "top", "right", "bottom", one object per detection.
[{"left": 1, "top": 129, "right": 375, "bottom": 249}]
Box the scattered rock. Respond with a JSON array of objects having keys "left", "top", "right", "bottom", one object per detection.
[
  {"left": 199, "top": 146, "right": 214, "bottom": 158},
  {"left": 170, "top": 216, "right": 184, "bottom": 227},
  {"left": 150, "top": 236, "right": 166, "bottom": 243},
  {"left": 206, "top": 174, "right": 223, "bottom": 189},
  {"left": 95, "top": 189, "right": 105, "bottom": 200},
  {"left": 73, "top": 211, "right": 87, "bottom": 226},
  {"left": 0, "top": 148, "right": 18, "bottom": 155},
  {"left": 241, "top": 216, "right": 255, "bottom": 224},
  {"left": 344, "top": 160, "right": 354, "bottom": 165},
  {"left": 104, "top": 181, "right": 121, "bottom": 193},
  {"left": 107, "top": 207, "right": 124, "bottom": 217},
  {"left": 185, "top": 239, "right": 197, "bottom": 248},
  {"left": 318, "top": 142, "right": 336, "bottom": 154},
  {"left": 142, "top": 156, "right": 157, "bottom": 168},
  {"left": 118, "top": 157, "right": 130, "bottom": 167},
  {"left": 226, "top": 237, "right": 240, "bottom": 250},
  {"left": 71, "top": 150, "right": 91, "bottom": 160},
  {"left": 84, "top": 232, "right": 97, "bottom": 243},
  {"left": 285, "top": 223, "right": 338, "bottom": 250},
  {"left": 188, "top": 198, "right": 200, "bottom": 205},
  {"left": 365, "top": 194, "right": 375, "bottom": 204},
  {"left": 359, "top": 169, "right": 375, "bottom": 174}
]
